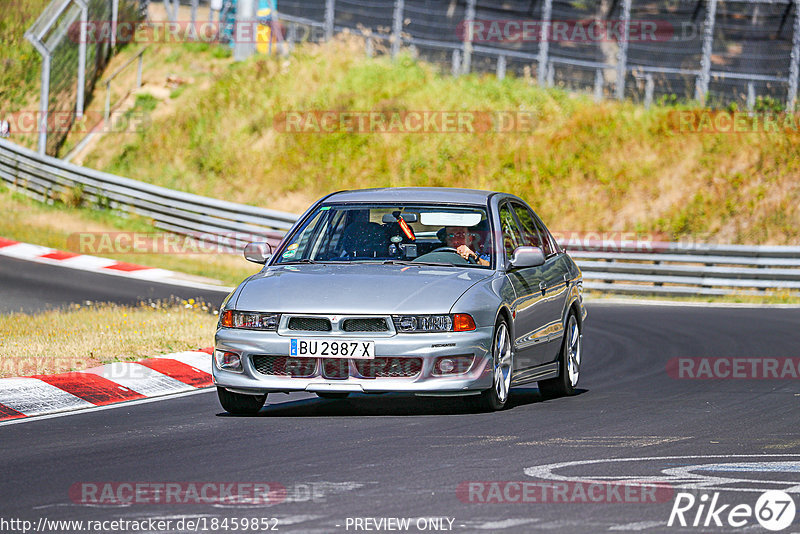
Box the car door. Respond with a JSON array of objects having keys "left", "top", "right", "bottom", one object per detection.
[
  {"left": 515, "top": 203, "right": 570, "bottom": 364},
  {"left": 499, "top": 202, "right": 553, "bottom": 370}
]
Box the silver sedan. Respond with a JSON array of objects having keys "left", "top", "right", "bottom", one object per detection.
[{"left": 213, "top": 188, "right": 586, "bottom": 413}]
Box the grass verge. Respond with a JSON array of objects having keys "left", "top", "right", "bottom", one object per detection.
[{"left": 0, "top": 299, "right": 218, "bottom": 378}]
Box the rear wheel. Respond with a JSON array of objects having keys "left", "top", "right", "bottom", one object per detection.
[
  {"left": 316, "top": 392, "right": 350, "bottom": 399},
  {"left": 217, "top": 387, "right": 267, "bottom": 415},
  {"left": 538, "top": 312, "right": 581, "bottom": 398},
  {"left": 473, "top": 319, "right": 513, "bottom": 412}
]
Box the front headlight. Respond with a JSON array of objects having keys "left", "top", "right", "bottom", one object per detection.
[
  {"left": 392, "top": 314, "right": 475, "bottom": 333},
  {"left": 219, "top": 310, "right": 280, "bottom": 330}
]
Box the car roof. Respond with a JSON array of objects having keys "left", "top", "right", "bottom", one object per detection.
[{"left": 323, "top": 187, "right": 501, "bottom": 205}]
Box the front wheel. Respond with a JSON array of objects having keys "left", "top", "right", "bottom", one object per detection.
[
  {"left": 473, "top": 319, "right": 513, "bottom": 411},
  {"left": 217, "top": 387, "right": 267, "bottom": 415},
  {"left": 538, "top": 312, "right": 581, "bottom": 398}
]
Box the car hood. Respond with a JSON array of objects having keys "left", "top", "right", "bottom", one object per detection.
[{"left": 233, "top": 263, "right": 494, "bottom": 314}]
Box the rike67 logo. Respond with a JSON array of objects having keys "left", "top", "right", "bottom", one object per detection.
[{"left": 668, "top": 490, "right": 796, "bottom": 531}]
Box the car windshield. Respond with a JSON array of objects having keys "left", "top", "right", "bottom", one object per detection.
[{"left": 275, "top": 203, "right": 493, "bottom": 268}]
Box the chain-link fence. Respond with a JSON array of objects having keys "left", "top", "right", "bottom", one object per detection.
[
  {"left": 25, "top": 0, "right": 144, "bottom": 156},
  {"left": 268, "top": 0, "right": 800, "bottom": 111}
]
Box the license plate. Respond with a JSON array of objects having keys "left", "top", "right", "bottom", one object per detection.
[{"left": 290, "top": 339, "right": 375, "bottom": 359}]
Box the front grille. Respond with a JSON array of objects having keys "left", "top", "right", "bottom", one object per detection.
[
  {"left": 252, "top": 355, "right": 316, "bottom": 377},
  {"left": 288, "top": 317, "right": 331, "bottom": 331},
  {"left": 342, "top": 318, "right": 389, "bottom": 332},
  {"left": 355, "top": 358, "right": 423, "bottom": 378},
  {"left": 322, "top": 358, "right": 350, "bottom": 379}
]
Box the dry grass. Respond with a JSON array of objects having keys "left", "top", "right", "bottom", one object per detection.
[
  {"left": 0, "top": 299, "right": 218, "bottom": 378},
  {"left": 76, "top": 36, "right": 800, "bottom": 245}
]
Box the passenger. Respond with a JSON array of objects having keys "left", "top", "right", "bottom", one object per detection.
[{"left": 443, "top": 226, "right": 490, "bottom": 266}]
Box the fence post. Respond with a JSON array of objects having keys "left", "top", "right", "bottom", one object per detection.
[
  {"left": 324, "top": 0, "right": 335, "bottom": 41},
  {"left": 696, "top": 0, "right": 718, "bottom": 103},
  {"left": 644, "top": 74, "right": 654, "bottom": 109},
  {"left": 497, "top": 55, "right": 506, "bottom": 80},
  {"left": 111, "top": 0, "right": 119, "bottom": 48},
  {"left": 391, "top": 0, "right": 404, "bottom": 58},
  {"left": 136, "top": 51, "right": 143, "bottom": 89},
  {"left": 615, "top": 0, "right": 632, "bottom": 100},
  {"left": 787, "top": 0, "right": 800, "bottom": 110},
  {"left": 537, "top": 0, "right": 553, "bottom": 85},
  {"left": 452, "top": 48, "right": 461, "bottom": 77},
  {"left": 746, "top": 82, "right": 755, "bottom": 110},
  {"left": 37, "top": 52, "right": 51, "bottom": 155},
  {"left": 462, "top": 0, "right": 476, "bottom": 74},
  {"left": 76, "top": 0, "right": 87, "bottom": 118},
  {"left": 104, "top": 80, "right": 111, "bottom": 123},
  {"left": 234, "top": 0, "right": 255, "bottom": 61},
  {"left": 546, "top": 61, "right": 554, "bottom": 87},
  {"left": 594, "top": 68, "right": 603, "bottom": 101}
]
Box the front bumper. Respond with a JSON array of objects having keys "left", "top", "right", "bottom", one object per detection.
[{"left": 213, "top": 326, "right": 494, "bottom": 395}]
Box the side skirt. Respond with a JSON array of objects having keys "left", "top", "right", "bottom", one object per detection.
[{"left": 511, "top": 362, "right": 559, "bottom": 386}]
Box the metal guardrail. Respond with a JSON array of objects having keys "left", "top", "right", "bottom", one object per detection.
[
  {"left": 1, "top": 138, "right": 798, "bottom": 296},
  {"left": 0, "top": 138, "right": 293, "bottom": 250}
]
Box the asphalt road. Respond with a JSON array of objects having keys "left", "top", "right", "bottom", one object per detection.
[
  {"left": 0, "top": 256, "right": 230, "bottom": 313},
  {"left": 2, "top": 299, "right": 799, "bottom": 533}
]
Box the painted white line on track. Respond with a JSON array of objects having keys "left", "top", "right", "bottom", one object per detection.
[
  {"left": 608, "top": 521, "right": 664, "bottom": 530},
  {"left": 0, "top": 377, "right": 95, "bottom": 415}
]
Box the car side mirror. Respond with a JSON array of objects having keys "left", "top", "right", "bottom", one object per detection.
[
  {"left": 509, "top": 246, "right": 545, "bottom": 269},
  {"left": 243, "top": 242, "right": 272, "bottom": 264}
]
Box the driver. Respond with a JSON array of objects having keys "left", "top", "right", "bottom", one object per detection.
[{"left": 444, "top": 226, "right": 490, "bottom": 266}]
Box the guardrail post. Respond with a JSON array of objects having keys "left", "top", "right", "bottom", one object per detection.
[
  {"left": 537, "top": 0, "right": 553, "bottom": 86},
  {"left": 497, "top": 55, "right": 506, "bottom": 80},
  {"left": 391, "top": 0, "right": 404, "bottom": 58},
  {"left": 462, "top": 0, "right": 476, "bottom": 74},
  {"left": 594, "top": 68, "right": 604, "bottom": 101},
  {"left": 644, "top": 74, "right": 654, "bottom": 109},
  {"left": 695, "top": 0, "right": 718, "bottom": 103},
  {"left": 746, "top": 82, "right": 755, "bottom": 110},
  {"left": 615, "top": 0, "right": 632, "bottom": 100},
  {"left": 546, "top": 61, "right": 554, "bottom": 87},
  {"left": 452, "top": 48, "right": 461, "bottom": 76},
  {"left": 324, "top": 0, "right": 335, "bottom": 41},
  {"left": 37, "top": 51, "right": 50, "bottom": 155},
  {"left": 365, "top": 35, "right": 373, "bottom": 57},
  {"left": 787, "top": 0, "right": 800, "bottom": 110}
]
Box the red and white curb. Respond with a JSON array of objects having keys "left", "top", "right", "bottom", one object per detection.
[
  {"left": 0, "top": 237, "right": 232, "bottom": 292},
  {"left": 0, "top": 348, "right": 215, "bottom": 421}
]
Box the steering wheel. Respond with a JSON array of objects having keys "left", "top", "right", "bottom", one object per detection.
[{"left": 430, "top": 247, "right": 478, "bottom": 264}]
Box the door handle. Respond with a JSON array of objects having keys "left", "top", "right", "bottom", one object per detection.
[{"left": 538, "top": 281, "right": 547, "bottom": 295}]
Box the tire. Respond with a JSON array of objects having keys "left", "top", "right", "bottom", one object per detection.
[
  {"left": 473, "top": 319, "right": 513, "bottom": 412},
  {"left": 316, "top": 392, "right": 350, "bottom": 399},
  {"left": 217, "top": 387, "right": 267, "bottom": 415},
  {"left": 538, "top": 311, "right": 581, "bottom": 398}
]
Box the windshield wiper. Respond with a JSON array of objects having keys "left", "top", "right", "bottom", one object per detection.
[
  {"left": 280, "top": 258, "right": 318, "bottom": 265},
  {"left": 382, "top": 259, "right": 452, "bottom": 267}
]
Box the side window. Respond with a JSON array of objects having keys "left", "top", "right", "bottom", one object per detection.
[
  {"left": 498, "top": 203, "right": 524, "bottom": 261},
  {"left": 511, "top": 202, "right": 545, "bottom": 251},
  {"left": 531, "top": 211, "right": 560, "bottom": 256}
]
